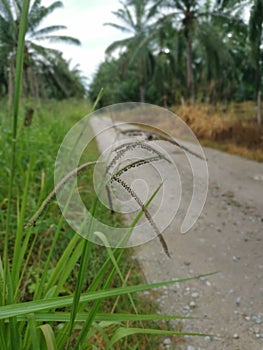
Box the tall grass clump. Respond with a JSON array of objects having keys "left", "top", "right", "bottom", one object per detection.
[
  {"left": 170, "top": 102, "right": 263, "bottom": 162},
  {"left": 0, "top": 2, "right": 211, "bottom": 349}
]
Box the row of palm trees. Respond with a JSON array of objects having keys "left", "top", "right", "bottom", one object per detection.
[
  {"left": 95, "top": 0, "right": 262, "bottom": 123},
  {"left": 0, "top": 0, "right": 86, "bottom": 102},
  {"left": 1, "top": 0, "right": 262, "bottom": 123}
]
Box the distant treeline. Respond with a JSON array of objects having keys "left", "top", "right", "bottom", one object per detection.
[
  {"left": 1, "top": 0, "right": 262, "bottom": 123},
  {"left": 89, "top": 0, "right": 262, "bottom": 124},
  {"left": 0, "top": 0, "right": 86, "bottom": 103}
]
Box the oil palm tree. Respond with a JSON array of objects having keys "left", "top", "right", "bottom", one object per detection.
[
  {"left": 157, "top": 0, "right": 202, "bottom": 103},
  {"left": 151, "top": 19, "right": 182, "bottom": 105},
  {"left": 0, "top": 0, "right": 81, "bottom": 103},
  {"left": 104, "top": 0, "right": 158, "bottom": 102},
  {"left": 38, "top": 54, "right": 86, "bottom": 99},
  {"left": 249, "top": 0, "right": 263, "bottom": 124},
  {"left": 158, "top": 0, "right": 245, "bottom": 103}
]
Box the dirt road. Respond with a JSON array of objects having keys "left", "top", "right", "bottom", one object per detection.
[{"left": 91, "top": 115, "right": 263, "bottom": 350}]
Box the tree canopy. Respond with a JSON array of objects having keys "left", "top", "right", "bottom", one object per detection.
[
  {"left": 89, "top": 0, "right": 263, "bottom": 122},
  {"left": 0, "top": 0, "right": 86, "bottom": 101}
]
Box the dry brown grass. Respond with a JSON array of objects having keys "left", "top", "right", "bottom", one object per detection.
[
  {"left": 169, "top": 102, "right": 263, "bottom": 162},
  {"left": 111, "top": 102, "right": 262, "bottom": 161}
]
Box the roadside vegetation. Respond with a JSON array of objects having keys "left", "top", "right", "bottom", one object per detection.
[
  {"left": 172, "top": 102, "right": 263, "bottom": 161},
  {"left": 1, "top": 98, "right": 192, "bottom": 349}
]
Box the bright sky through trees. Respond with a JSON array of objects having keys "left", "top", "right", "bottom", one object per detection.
[{"left": 41, "top": 0, "right": 127, "bottom": 82}]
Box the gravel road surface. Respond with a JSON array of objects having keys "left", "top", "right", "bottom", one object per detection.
[{"left": 91, "top": 115, "right": 263, "bottom": 350}]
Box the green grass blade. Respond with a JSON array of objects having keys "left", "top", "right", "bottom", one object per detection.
[
  {"left": 36, "top": 183, "right": 81, "bottom": 299},
  {"left": 33, "top": 219, "right": 64, "bottom": 299},
  {"left": 39, "top": 324, "right": 57, "bottom": 350},
  {"left": 0, "top": 321, "right": 7, "bottom": 349},
  {"left": 0, "top": 256, "right": 3, "bottom": 306},
  {"left": 53, "top": 240, "right": 84, "bottom": 296},
  {"left": 94, "top": 231, "right": 139, "bottom": 313},
  {"left": 15, "top": 229, "right": 38, "bottom": 300},
  {"left": 12, "top": 161, "right": 32, "bottom": 291},
  {"left": 66, "top": 194, "right": 100, "bottom": 348},
  {"left": 66, "top": 238, "right": 91, "bottom": 349},
  {"left": 6, "top": 268, "right": 19, "bottom": 349},
  {"left": 74, "top": 181, "right": 165, "bottom": 348},
  {"left": 63, "top": 186, "right": 104, "bottom": 349},
  {"left": 90, "top": 322, "right": 111, "bottom": 349},
  {"left": 0, "top": 273, "right": 216, "bottom": 320},
  {"left": 27, "top": 314, "right": 40, "bottom": 350},
  {"left": 0, "top": 259, "right": 5, "bottom": 349},
  {"left": 109, "top": 327, "right": 212, "bottom": 347},
  {"left": 44, "top": 234, "right": 80, "bottom": 294},
  {"left": 91, "top": 88, "right": 103, "bottom": 112},
  {"left": 72, "top": 250, "right": 127, "bottom": 349},
  {"left": 3, "top": 0, "right": 30, "bottom": 347},
  {"left": 4, "top": 0, "right": 30, "bottom": 295},
  {"left": 12, "top": 312, "right": 192, "bottom": 323}
]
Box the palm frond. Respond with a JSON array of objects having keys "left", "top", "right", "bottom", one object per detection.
[
  {"left": 147, "top": 0, "right": 163, "bottom": 21},
  {"left": 249, "top": 0, "right": 263, "bottom": 43},
  {"left": 105, "top": 37, "right": 134, "bottom": 55},
  {"left": 110, "top": 8, "right": 134, "bottom": 31},
  {"left": 30, "top": 25, "right": 66, "bottom": 37},
  {"left": 28, "top": 0, "right": 41, "bottom": 16},
  {"left": 27, "top": 0, "right": 63, "bottom": 31},
  {"left": 44, "top": 0, "right": 64, "bottom": 16},
  {"left": 0, "top": 0, "right": 14, "bottom": 21},
  {"left": 28, "top": 41, "right": 62, "bottom": 58},
  {"left": 123, "top": 2, "right": 136, "bottom": 30},
  {"left": 33, "top": 35, "right": 81, "bottom": 46},
  {"left": 104, "top": 22, "right": 132, "bottom": 34}
]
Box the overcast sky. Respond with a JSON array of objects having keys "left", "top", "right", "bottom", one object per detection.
[{"left": 41, "top": 0, "right": 127, "bottom": 84}]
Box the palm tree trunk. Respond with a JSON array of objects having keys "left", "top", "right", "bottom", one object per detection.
[
  {"left": 8, "top": 68, "right": 13, "bottom": 111},
  {"left": 140, "top": 85, "right": 145, "bottom": 103},
  {"left": 23, "top": 66, "right": 29, "bottom": 97},
  {"left": 32, "top": 69, "right": 40, "bottom": 101},
  {"left": 8, "top": 55, "right": 15, "bottom": 111},
  {"left": 185, "top": 31, "right": 194, "bottom": 104},
  {"left": 255, "top": 57, "right": 262, "bottom": 124},
  {"left": 257, "top": 91, "right": 262, "bottom": 125}
]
